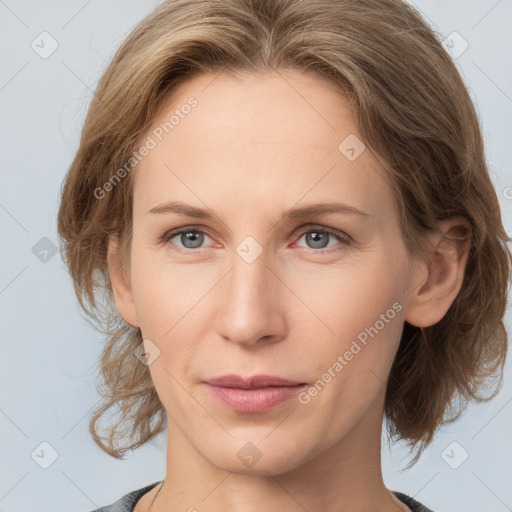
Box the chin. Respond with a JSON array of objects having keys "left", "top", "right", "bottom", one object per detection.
[{"left": 198, "top": 432, "right": 315, "bottom": 477}]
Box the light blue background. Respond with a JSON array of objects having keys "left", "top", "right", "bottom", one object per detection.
[{"left": 1, "top": 1, "right": 511, "bottom": 511}]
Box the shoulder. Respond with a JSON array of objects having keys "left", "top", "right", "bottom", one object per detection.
[
  {"left": 86, "top": 483, "right": 433, "bottom": 512},
  {"left": 87, "top": 481, "right": 162, "bottom": 512},
  {"left": 392, "top": 490, "right": 437, "bottom": 512}
]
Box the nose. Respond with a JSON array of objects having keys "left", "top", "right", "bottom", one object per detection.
[{"left": 214, "top": 247, "right": 287, "bottom": 348}]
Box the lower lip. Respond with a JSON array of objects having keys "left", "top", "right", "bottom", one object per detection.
[{"left": 204, "top": 383, "right": 307, "bottom": 413}]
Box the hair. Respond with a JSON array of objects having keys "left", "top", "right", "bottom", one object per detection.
[{"left": 57, "top": 0, "right": 512, "bottom": 465}]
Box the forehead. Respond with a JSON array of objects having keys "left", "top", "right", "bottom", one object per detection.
[{"left": 132, "top": 68, "right": 396, "bottom": 224}]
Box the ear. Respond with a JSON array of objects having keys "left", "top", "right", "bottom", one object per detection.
[
  {"left": 404, "top": 216, "right": 472, "bottom": 328},
  {"left": 107, "top": 234, "right": 140, "bottom": 328}
]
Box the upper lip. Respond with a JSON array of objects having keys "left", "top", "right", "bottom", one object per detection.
[{"left": 204, "top": 374, "right": 305, "bottom": 389}]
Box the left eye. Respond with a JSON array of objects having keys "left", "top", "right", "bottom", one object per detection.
[{"left": 295, "top": 228, "right": 347, "bottom": 250}]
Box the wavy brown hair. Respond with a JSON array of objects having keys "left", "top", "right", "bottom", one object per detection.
[{"left": 57, "top": 0, "right": 512, "bottom": 465}]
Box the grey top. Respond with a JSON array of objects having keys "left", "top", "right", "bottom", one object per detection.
[{"left": 89, "top": 481, "right": 436, "bottom": 511}]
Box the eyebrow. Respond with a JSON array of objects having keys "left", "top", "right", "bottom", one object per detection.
[{"left": 148, "top": 200, "right": 370, "bottom": 219}]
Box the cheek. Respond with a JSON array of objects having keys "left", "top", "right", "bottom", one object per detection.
[
  {"left": 130, "top": 247, "right": 200, "bottom": 328},
  {"left": 287, "top": 256, "right": 406, "bottom": 393},
  {"left": 288, "top": 255, "right": 405, "bottom": 340},
  {"left": 292, "top": 270, "right": 405, "bottom": 429},
  {"left": 129, "top": 248, "right": 211, "bottom": 379}
]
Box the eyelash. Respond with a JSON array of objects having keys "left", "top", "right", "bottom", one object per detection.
[{"left": 159, "top": 224, "right": 351, "bottom": 255}]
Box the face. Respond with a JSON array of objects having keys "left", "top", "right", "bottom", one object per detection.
[{"left": 113, "top": 68, "right": 418, "bottom": 475}]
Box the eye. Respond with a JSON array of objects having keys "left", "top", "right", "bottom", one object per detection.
[
  {"left": 160, "top": 227, "right": 215, "bottom": 252},
  {"left": 294, "top": 225, "right": 350, "bottom": 253}
]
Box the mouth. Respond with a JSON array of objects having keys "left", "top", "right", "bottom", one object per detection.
[{"left": 203, "top": 374, "right": 308, "bottom": 413}]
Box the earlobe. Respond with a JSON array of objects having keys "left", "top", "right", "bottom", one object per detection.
[
  {"left": 404, "top": 216, "right": 472, "bottom": 328},
  {"left": 107, "top": 235, "right": 140, "bottom": 328}
]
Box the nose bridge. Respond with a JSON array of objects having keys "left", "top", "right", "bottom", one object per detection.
[
  {"left": 217, "top": 238, "right": 283, "bottom": 345},
  {"left": 231, "top": 244, "right": 269, "bottom": 302}
]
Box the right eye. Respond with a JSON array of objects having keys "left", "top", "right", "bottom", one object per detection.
[{"left": 160, "top": 227, "right": 216, "bottom": 252}]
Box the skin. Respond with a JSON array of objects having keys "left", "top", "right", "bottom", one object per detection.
[{"left": 107, "top": 68, "right": 471, "bottom": 512}]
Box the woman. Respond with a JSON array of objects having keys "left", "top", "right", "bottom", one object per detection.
[{"left": 57, "top": 0, "right": 511, "bottom": 511}]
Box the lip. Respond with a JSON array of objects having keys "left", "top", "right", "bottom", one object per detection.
[
  {"left": 203, "top": 374, "right": 307, "bottom": 413},
  {"left": 205, "top": 374, "right": 304, "bottom": 389}
]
